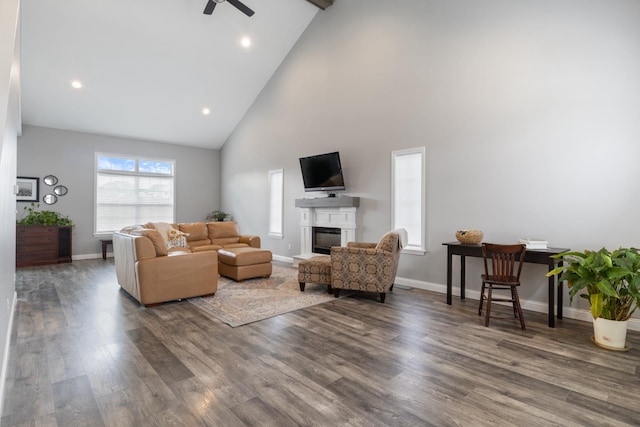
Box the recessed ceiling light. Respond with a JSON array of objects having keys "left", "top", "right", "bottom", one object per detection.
[
  {"left": 240, "top": 36, "right": 251, "bottom": 48},
  {"left": 202, "top": 107, "right": 211, "bottom": 115},
  {"left": 71, "top": 80, "right": 83, "bottom": 89}
]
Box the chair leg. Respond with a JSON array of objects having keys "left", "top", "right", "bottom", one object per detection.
[
  {"left": 478, "top": 281, "right": 486, "bottom": 315},
  {"left": 484, "top": 286, "right": 492, "bottom": 327},
  {"left": 299, "top": 282, "right": 305, "bottom": 292},
  {"left": 334, "top": 289, "right": 340, "bottom": 298},
  {"left": 510, "top": 287, "right": 518, "bottom": 318},
  {"left": 512, "top": 287, "right": 526, "bottom": 330},
  {"left": 379, "top": 293, "right": 386, "bottom": 303}
]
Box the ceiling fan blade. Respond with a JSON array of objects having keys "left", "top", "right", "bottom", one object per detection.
[
  {"left": 203, "top": 0, "right": 217, "bottom": 15},
  {"left": 227, "top": 0, "right": 255, "bottom": 16}
]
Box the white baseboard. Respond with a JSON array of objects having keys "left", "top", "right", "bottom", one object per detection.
[
  {"left": 272, "top": 254, "right": 294, "bottom": 265},
  {"left": 394, "top": 276, "right": 640, "bottom": 332},
  {"left": 0, "top": 291, "right": 17, "bottom": 418},
  {"left": 73, "top": 252, "right": 109, "bottom": 261}
]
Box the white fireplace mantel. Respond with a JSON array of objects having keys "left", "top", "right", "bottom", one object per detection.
[{"left": 293, "top": 197, "right": 359, "bottom": 266}]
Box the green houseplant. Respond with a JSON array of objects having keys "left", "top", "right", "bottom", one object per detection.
[
  {"left": 547, "top": 247, "right": 640, "bottom": 349},
  {"left": 206, "top": 209, "right": 229, "bottom": 222},
  {"left": 17, "top": 203, "right": 74, "bottom": 227}
]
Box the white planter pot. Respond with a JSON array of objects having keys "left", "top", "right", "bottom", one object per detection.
[{"left": 592, "top": 317, "right": 629, "bottom": 350}]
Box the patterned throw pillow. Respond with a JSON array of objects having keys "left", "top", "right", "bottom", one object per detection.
[{"left": 166, "top": 228, "right": 189, "bottom": 249}]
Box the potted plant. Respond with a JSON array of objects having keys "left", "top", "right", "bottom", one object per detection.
[
  {"left": 547, "top": 247, "right": 640, "bottom": 350},
  {"left": 206, "top": 209, "right": 229, "bottom": 222},
  {"left": 17, "top": 203, "right": 74, "bottom": 227}
]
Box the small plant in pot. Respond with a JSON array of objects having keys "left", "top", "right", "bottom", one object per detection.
[
  {"left": 206, "top": 209, "right": 229, "bottom": 222},
  {"left": 547, "top": 247, "right": 640, "bottom": 350}
]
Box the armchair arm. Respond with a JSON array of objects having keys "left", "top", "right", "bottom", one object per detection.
[{"left": 239, "top": 235, "right": 261, "bottom": 248}]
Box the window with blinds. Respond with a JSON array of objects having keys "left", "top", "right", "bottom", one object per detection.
[
  {"left": 268, "top": 168, "right": 284, "bottom": 238},
  {"left": 391, "top": 147, "right": 426, "bottom": 254},
  {"left": 95, "top": 153, "right": 175, "bottom": 234}
]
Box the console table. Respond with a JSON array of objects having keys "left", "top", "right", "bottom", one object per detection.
[{"left": 443, "top": 242, "right": 569, "bottom": 328}]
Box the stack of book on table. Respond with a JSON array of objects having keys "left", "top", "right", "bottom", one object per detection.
[{"left": 519, "top": 238, "right": 548, "bottom": 250}]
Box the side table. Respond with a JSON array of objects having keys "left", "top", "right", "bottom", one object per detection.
[{"left": 100, "top": 239, "right": 113, "bottom": 260}]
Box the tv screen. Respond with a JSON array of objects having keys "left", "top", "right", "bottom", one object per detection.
[{"left": 299, "top": 151, "right": 345, "bottom": 193}]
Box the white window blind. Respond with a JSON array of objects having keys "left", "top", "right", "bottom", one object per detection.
[
  {"left": 95, "top": 154, "right": 175, "bottom": 234},
  {"left": 268, "top": 169, "right": 284, "bottom": 238},
  {"left": 392, "top": 147, "right": 426, "bottom": 254}
]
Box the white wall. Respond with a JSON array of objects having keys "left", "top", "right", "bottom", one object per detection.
[
  {"left": 17, "top": 125, "right": 222, "bottom": 257},
  {"left": 0, "top": 0, "right": 21, "bottom": 414},
  {"left": 221, "top": 0, "right": 640, "bottom": 313}
]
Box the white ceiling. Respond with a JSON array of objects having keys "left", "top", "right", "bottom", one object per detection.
[{"left": 20, "top": 0, "right": 319, "bottom": 149}]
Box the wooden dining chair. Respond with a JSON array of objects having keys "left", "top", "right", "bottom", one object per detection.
[{"left": 478, "top": 243, "right": 527, "bottom": 330}]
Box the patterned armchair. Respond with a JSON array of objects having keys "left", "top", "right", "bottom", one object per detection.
[{"left": 330, "top": 229, "right": 406, "bottom": 303}]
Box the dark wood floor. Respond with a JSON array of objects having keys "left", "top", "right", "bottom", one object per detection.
[{"left": 2, "top": 259, "right": 640, "bottom": 426}]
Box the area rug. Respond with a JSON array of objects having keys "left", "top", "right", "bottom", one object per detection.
[{"left": 187, "top": 265, "right": 336, "bottom": 327}]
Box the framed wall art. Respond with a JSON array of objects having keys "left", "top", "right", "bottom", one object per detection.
[{"left": 16, "top": 176, "right": 39, "bottom": 202}]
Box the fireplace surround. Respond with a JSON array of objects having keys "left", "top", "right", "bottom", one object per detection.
[{"left": 293, "top": 196, "right": 359, "bottom": 265}]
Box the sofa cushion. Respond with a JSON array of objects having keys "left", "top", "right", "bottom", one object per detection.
[
  {"left": 130, "top": 228, "right": 168, "bottom": 257},
  {"left": 187, "top": 239, "right": 213, "bottom": 248},
  {"left": 208, "top": 222, "right": 241, "bottom": 246},
  {"left": 179, "top": 222, "right": 208, "bottom": 241},
  {"left": 208, "top": 221, "right": 241, "bottom": 239}
]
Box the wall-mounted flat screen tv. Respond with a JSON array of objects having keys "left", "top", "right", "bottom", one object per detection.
[{"left": 299, "top": 151, "right": 345, "bottom": 193}]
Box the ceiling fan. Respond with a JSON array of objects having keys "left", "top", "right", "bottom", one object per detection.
[{"left": 203, "top": 0, "right": 255, "bottom": 17}]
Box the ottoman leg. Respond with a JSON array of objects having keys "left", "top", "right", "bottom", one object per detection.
[
  {"left": 299, "top": 282, "right": 306, "bottom": 292},
  {"left": 327, "top": 284, "right": 332, "bottom": 293},
  {"left": 334, "top": 289, "right": 340, "bottom": 298}
]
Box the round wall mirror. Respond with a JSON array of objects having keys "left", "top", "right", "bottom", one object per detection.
[
  {"left": 43, "top": 175, "right": 58, "bottom": 186},
  {"left": 53, "top": 185, "right": 68, "bottom": 196},
  {"left": 43, "top": 194, "right": 58, "bottom": 205}
]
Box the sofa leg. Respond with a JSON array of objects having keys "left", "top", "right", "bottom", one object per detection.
[
  {"left": 379, "top": 293, "right": 386, "bottom": 303},
  {"left": 334, "top": 289, "right": 340, "bottom": 298},
  {"left": 299, "top": 282, "right": 306, "bottom": 292},
  {"left": 390, "top": 284, "right": 394, "bottom": 292},
  {"left": 327, "top": 284, "right": 332, "bottom": 293}
]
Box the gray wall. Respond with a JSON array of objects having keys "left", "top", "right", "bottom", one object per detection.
[
  {"left": 17, "top": 125, "right": 222, "bottom": 257},
  {"left": 221, "top": 0, "right": 640, "bottom": 316}
]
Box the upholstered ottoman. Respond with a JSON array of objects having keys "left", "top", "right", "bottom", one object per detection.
[
  {"left": 297, "top": 255, "right": 332, "bottom": 292},
  {"left": 218, "top": 247, "right": 272, "bottom": 281}
]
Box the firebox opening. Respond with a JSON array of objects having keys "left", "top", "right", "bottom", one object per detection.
[{"left": 312, "top": 226, "right": 341, "bottom": 255}]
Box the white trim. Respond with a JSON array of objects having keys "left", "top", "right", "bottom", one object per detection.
[
  {"left": 0, "top": 291, "right": 17, "bottom": 417},
  {"left": 272, "top": 254, "right": 294, "bottom": 264},
  {"left": 268, "top": 169, "right": 284, "bottom": 239},
  {"left": 391, "top": 147, "right": 426, "bottom": 254},
  {"left": 393, "top": 276, "right": 640, "bottom": 331}
]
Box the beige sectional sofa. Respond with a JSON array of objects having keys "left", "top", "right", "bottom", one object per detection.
[{"left": 113, "top": 221, "right": 261, "bottom": 306}]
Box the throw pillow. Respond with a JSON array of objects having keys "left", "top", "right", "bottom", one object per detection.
[
  {"left": 150, "top": 222, "right": 175, "bottom": 241},
  {"left": 130, "top": 228, "right": 168, "bottom": 257},
  {"left": 166, "top": 228, "right": 189, "bottom": 249}
]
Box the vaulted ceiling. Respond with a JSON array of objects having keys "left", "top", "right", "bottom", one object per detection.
[{"left": 20, "top": 0, "right": 332, "bottom": 149}]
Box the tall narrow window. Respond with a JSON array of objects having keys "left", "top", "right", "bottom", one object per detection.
[
  {"left": 95, "top": 153, "right": 175, "bottom": 234},
  {"left": 268, "top": 169, "right": 284, "bottom": 239},
  {"left": 392, "top": 147, "right": 426, "bottom": 254}
]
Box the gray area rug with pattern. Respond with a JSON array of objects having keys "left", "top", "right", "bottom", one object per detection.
[{"left": 187, "top": 264, "right": 335, "bottom": 327}]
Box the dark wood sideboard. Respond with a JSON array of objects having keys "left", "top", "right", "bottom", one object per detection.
[{"left": 16, "top": 225, "right": 72, "bottom": 268}]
